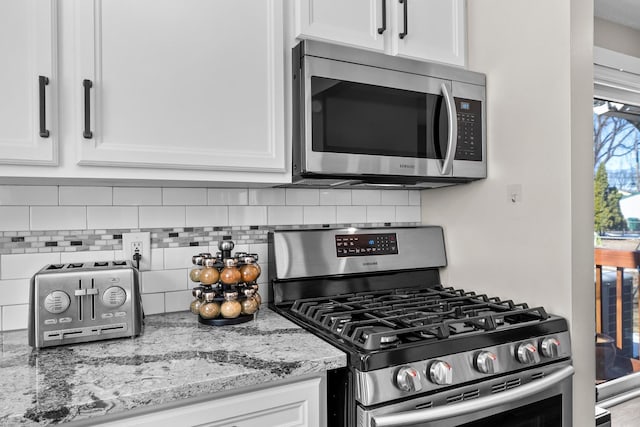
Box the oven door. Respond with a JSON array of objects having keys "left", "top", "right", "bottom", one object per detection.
[{"left": 358, "top": 364, "right": 573, "bottom": 427}]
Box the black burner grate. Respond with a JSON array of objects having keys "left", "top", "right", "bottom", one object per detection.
[{"left": 290, "top": 285, "right": 549, "bottom": 351}]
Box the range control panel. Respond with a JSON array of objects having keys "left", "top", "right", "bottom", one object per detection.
[{"left": 335, "top": 233, "right": 398, "bottom": 257}]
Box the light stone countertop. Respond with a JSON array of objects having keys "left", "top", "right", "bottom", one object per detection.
[{"left": 0, "top": 309, "right": 346, "bottom": 425}]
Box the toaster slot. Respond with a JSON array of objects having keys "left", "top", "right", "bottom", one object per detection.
[
  {"left": 87, "top": 278, "right": 98, "bottom": 320},
  {"left": 74, "top": 279, "right": 85, "bottom": 321}
]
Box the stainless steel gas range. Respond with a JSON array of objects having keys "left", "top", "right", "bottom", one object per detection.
[{"left": 268, "top": 226, "right": 573, "bottom": 427}]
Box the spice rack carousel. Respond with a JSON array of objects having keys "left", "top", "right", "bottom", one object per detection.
[{"left": 189, "top": 240, "right": 262, "bottom": 326}]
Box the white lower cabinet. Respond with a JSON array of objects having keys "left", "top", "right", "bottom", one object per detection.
[{"left": 92, "top": 377, "right": 324, "bottom": 427}]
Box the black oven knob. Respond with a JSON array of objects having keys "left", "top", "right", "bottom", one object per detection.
[
  {"left": 475, "top": 351, "right": 499, "bottom": 374},
  {"left": 428, "top": 360, "right": 453, "bottom": 385},
  {"left": 516, "top": 342, "right": 541, "bottom": 364},
  {"left": 540, "top": 337, "right": 561, "bottom": 358},
  {"left": 395, "top": 366, "right": 423, "bottom": 392}
]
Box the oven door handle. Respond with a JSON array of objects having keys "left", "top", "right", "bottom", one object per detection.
[
  {"left": 439, "top": 82, "right": 457, "bottom": 176},
  {"left": 370, "top": 365, "right": 574, "bottom": 427}
]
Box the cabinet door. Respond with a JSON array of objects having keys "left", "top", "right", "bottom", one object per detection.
[
  {"left": 0, "top": 0, "right": 57, "bottom": 165},
  {"left": 295, "top": 0, "right": 385, "bottom": 51},
  {"left": 92, "top": 377, "right": 323, "bottom": 427},
  {"left": 75, "top": 0, "right": 285, "bottom": 172},
  {"left": 393, "top": 0, "right": 465, "bottom": 65}
]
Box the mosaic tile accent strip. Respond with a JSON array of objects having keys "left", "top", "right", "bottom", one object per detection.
[{"left": 0, "top": 223, "right": 420, "bottom": 255}]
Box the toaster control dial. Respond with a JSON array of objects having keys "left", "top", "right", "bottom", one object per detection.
[
  {"left": 102, "top": 286, "right": 127, "bottom": 308},
  {"left": 44, "top": 291, "right": 71, "bottom": 314}
]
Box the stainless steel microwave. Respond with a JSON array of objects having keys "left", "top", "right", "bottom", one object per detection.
[{"left": 290, "top": 41, "right": 486, "bottom": 189}]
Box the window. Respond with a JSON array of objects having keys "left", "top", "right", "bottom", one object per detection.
[{"left": 594, "top": 48, "right": 640, "bottom": 402}]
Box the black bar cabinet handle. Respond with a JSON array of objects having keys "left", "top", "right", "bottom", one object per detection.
[
  {"left": 377, "top": 0, "right": 387, "bottom": 34},
  {"left": 83, "top": 79, "right": 93, "bottom": 139},
  {"left": 38, "top": 76, "right": 50, "bottom": 138},
  {"left": 399, "top": 0, "right": 408, "bottom": 39}
]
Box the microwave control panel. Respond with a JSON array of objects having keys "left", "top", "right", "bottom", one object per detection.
[{"left": 454, "top": 98, "right": 483, "bottom": 161}]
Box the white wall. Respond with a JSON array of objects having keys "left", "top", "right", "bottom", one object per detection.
[
  {"left": 422, "top": 0, "right": 594, "bottom": 425},
  {"left": 595, "top": 17, "right": 640, "bottom": 58}
]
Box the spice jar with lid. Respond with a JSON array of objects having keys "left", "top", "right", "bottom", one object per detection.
[
  {"left": 220, "top": 258, "right": 241, "bottom": 285},
  {"left": 220, "top": 291, "right": 242, "bottom": 318},
  {"left": 240, "top": 288, "right": 259, "bottom": 315},
  {"left": 190, "top": 253, "right": 207, "bottom": 282},
  {"left": 199, "top": 258, "right": 220, "bottom": 286},
  {"left": 189, "top": 267, "right": 202, "bottom": 283},
  {"left": 251, "top": 283, "right": 262, "bottom": 306},
  {"left": 190, "top": 286, "right": 205, "bottom": 315},
  {"left": 199, "top": 290, "right": 221, "bottom": 319},
  {"left": 239, "top": 255, "right": 261, "bottom": 283}
]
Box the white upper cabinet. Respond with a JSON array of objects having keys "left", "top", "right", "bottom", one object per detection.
[
  {"left": 74, "top": 0, "right": 286, "bottom": 173},
  {"left": 393, "top": 0, "right": 465, "bottom": 64},
  {"left": 295, "top": 0, "right": 385, "bottom": 51},
  {"left": 293, "top": 0, "right": 466, "bottom": 66},
  {"left": 0, "top": 0, "right": 58, "bottom": 165}
]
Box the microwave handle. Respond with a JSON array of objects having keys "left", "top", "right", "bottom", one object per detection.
[
  {"left": 440, "top": 83, "right": 457, "bottom": 175},
  {"left": 370, "top": 365, "right": 574, "bottom": 427}
]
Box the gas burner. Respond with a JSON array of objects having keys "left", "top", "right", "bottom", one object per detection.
[
  {"left": 359, "top": 325, "right": 399, "bottom": 349},
  {"left": 327, "top": 314, "right": 352, "bottom": 333}
]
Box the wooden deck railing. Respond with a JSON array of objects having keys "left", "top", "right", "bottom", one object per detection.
[{"left": 594, "top": 248, "right": 640, "bottom": 349}]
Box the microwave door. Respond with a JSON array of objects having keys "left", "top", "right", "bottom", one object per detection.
[{"left": 302, "top": 56, "right": 447, "bottom": 178}]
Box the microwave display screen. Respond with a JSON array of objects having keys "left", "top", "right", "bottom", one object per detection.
[
  {"left": 311, "top": 77, "right": 450, "bottom": 158},
  {"left": 335, "top": 233, "right": 398, "bottom": 257}
]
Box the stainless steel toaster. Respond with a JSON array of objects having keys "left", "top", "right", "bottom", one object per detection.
[{"left": 28, "top": 261, "right": 144, "bottom": 348}]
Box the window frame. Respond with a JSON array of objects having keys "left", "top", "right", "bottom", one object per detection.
[{"left": 594, "top": 46, "right": 640, "bottom": 405}]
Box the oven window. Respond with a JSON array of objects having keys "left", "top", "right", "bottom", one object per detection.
[
  {"left": 311, "top": 76, "right": 443, "bottom": 158},
  {"left": 459, "top": 396, "right": 562, "bottom": 427}
]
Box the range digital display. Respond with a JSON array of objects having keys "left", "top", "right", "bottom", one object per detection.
[{"left": 335, "top": 233, "right": 398, "bottom": 257}]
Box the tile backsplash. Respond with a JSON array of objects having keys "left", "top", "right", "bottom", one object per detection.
[{"left": 0, "top": 185, "right": 422, "bottom": 331}]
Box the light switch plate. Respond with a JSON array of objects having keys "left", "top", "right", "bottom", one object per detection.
[{"left": 507, "top": 184, "right": 523, "bottom": 204}]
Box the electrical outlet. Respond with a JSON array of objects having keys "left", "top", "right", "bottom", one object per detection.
[{"left": 123, "top": 232, "right": 151, "bottom": 271}]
